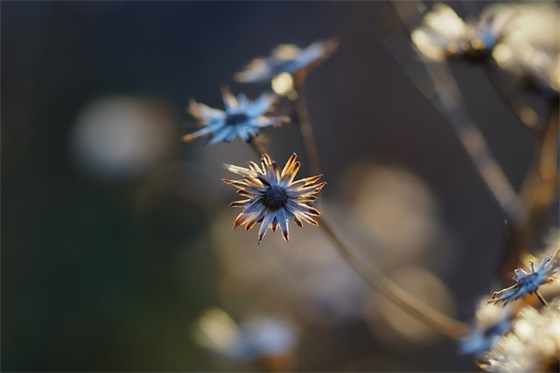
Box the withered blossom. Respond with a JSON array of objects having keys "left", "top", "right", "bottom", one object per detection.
[
  {"left": 489, "top": 252, "right": 559, "bottom": 305},
  {"left": 490, "top": 3, "right": 559, "bottom": 94},
  {"left": 459, "top": 301, "right": 514, "bottom": 357},
  {"left": 480, "top": 300, "right": 560, "bottom": 372},
  {"left": 411, "top": 3, "right": 515, "bottom": 62},
  {"left": 234, "top": 39, "right": 338, "bottom": 83},
  {"left": 183, "top": 88, "right": 286, "bottom": 145},
  {"left": 223, "top": 153, "right": 325, "bottom": 243}
]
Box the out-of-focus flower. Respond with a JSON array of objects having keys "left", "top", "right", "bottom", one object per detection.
[
  {"left": 480, "top": 300, "right": 560, "bottom": 372},
  {"left": 411, "top": 3, "right": 515, "bottom": 62},
  {"left": 494, "top": 44, "right": 560, "bottom": 95},
  {"left": 70, "top": 96, "right": 177, "bottom": 182},
  {"left": 490, "top": 251, "right": 559, "bottom": 305},
  {"left": 459, "top": 300, "right": 515, "bottom": 357},
  {"left": 183, "top": 88, "right": 287, "bottom": 145},
  {"left": 192, "top": 308, "right": 296, "bottom": 361},
  {"left": 223, "top": 153, "right": 325, "bottom": 243},
  {"left": 490, "top": 3, "right": 559, "bottom": 94},
  {"left": 234, "top": 39, "right": 338, "bottom": 84}
]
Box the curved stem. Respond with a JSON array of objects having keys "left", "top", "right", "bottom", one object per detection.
[
  {"left": 386, "top": 2, "right": 527, "bottom": 226},
  {"left": 481, "top": 60, "right": 540, "bottom": 133},
  {"left": 248, "top": 136, "right": 267, "bottom": 158},
  {"left": 246, "top": 137, "right": 468, "bottom": 340},
  {"left": 535, "top": 290, "right": 548, "bottom": 306},
  {"left": 292, "top": 72, "right": 322, "bottom": 176},
  {"left": 319, "top": 218, "right": 469, "bottom": 340},
  {"left": 504, "top": 101, "right": 559, "bottom": 276}
]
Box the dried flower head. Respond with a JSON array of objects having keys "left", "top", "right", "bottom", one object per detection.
[
  {"left": 411, "top": 3, "right": 515, "bottom": 62},
  {"left": 459, "top": 300, "right": 515, "bottom": 357},
  {"left": 223, "top": 153, "right": 325, "bottom": 243},
  {"left": 489, "top": 251, "right": 559, "bottom": 305},
  {"left": 183, "top": 88, "right": 287, "bottom": 145},
  {"left": 192, "top": 308, "right": 296, "bottom": 362},
  {"left": 490, "top": 3, "right": 559, "bottom": 94},
  {"left": 234, "top": 39, "right": 338, "bottom": 83},
  {"left": 494, "top": 44, "right": 560, "bottom": 95},
  {"left": 480, "top": 300, "right": 560, "bottom": 372}
]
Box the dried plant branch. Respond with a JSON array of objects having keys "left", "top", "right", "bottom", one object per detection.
[
  {"left": 386, "top": 2, "right": 527, "bottom": 226},
  {"left": 248, "top": 136, "right": 267, "bottom": 158},
  {"left": 481, "top": 60, "right": 540, "bottom": 133},
  {"left": 506, "top": 102, "right": 559, "bottom": 274},
  {"left": 291, "top": 72, "right": 322, "bottom": 176},
  {"left": 319, "top": 217, "right": 469, "bottom": 340},
  {"left": 247, "top": 137, "right": 468, "bottom": 340}
]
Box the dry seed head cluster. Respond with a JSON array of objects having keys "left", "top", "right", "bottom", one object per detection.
[{"left": 223, "top": 153, "right": 325, "bottom": 243}]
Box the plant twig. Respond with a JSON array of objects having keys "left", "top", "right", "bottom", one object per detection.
[
  {"left": 535, "top": 290, "right": 548, "bottom": 306},
  {"left": 319, "top": 217, "right": 469, "bottom": 340},
  {"left": 291, "top": 72, "right": 322, "bottom": 176},
  {"left": 385, "top": 2, "right": 527, "bottom": 226},
  {"left": 246, "top": 138, "right": 468, "bottom": 341},
  {"left": 481, "top": 60, "right": 540, "bottom": 133},
  {"left": 248, "top": 136, "right": 267, "bottom": 158},
  {"left": 505, "top": 101, "right": 559, "bottom": 275}
]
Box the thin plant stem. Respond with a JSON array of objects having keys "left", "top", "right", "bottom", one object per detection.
[
  {"left": 422, "top": 61, "right": 527, "bottom": 226},
  {"left": 292, "top": 72, "right": 322, "bottom": 176},
  {"left": 247, "top": 137, "right": 469, "bottom": 340},
  {"left": 505, "top": 101, "right": 559, "bottom": 275},
  {"left": 481, "top": 60, "right": 540, "bottom": 133},
  {"left": 248, "top": 136, "right": 267, "bottom": 158},
  {"left": 319, "top": 217, "right": 469, "bottom": 340},
  {"left": 386, "top": 2, "right": 527, "bottom": 225},
  {"left": 535, "top": 290, "right": 548, "bottom": 306}
]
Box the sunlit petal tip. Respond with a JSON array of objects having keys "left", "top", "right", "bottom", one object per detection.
[
  {"left": 182, "top": 133, "right": 196, "bottom": 142},
  {"left": 246, "top": 220, "right": 257, "bottom": 230},
  {"left": 230, "top": 201, "right": 248, "bottom": 208}
]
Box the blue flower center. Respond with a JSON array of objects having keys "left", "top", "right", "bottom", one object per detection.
[
  {"left": 225, "top": 113, "right": 249, "bottom": 126},
  {"left": 262, "top": 185, "right": 288, "bottom": 210},
  {"left": 517, "top": 272, "right": 539, "bottom": 287}
]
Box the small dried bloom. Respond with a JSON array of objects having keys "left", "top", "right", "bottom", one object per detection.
[
  {"left": 480, "top": 300, "right": 560, "bottom": 372},
  {"left": 491, "top": 3, "right": 559, "bottom": 94},
  {"left": 489, "top": 252, "right": 559, "bottom": 305},
  {"left": 183, "top": 88, "right": 287, "bottom": 145},
  {"left": 494, "top": 44, "right": 560, "bottom": 95},
  {"left": 223, "top": 153, "right": 325, "bottom": 243},
  {"left": 234, "top": 39, "right": 338, "bottom": 83},
  {"left": 459, "top": 300, "right": 515, "bottom": 357},
  {"left": 192, "top": 308, "right": 296, "bottom": 361},
  {"left": 411, "top": 3, "right": 514, "bottom": 62}
]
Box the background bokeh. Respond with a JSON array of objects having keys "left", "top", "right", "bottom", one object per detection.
[{"left": 2, "top": 1, "right": 553, "bottom": 371}]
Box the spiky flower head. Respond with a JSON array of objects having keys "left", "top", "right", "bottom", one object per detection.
[
  {"left": 490, "top": 3, "right": 560, "bottom": 95},
  {"left": 459, "top": 300, "right": 515, "bottom": 357},
  {"left": 183, "top": 88, "right": 287, "bottom": 145},
  {"left": 411, "top": 3, "right": 515, "bottom": 62},
  {"left": 234, "top": 39, "right": 338, "bottom": 84},
  {"left": 480, "top": 300, "right": 560, "bottom": 372},
  {"left": 223, "top": 153, "right": 325, "bottom": 243},
  {"left": 489, "top": 250, "right": 559, "bottom": 305}
]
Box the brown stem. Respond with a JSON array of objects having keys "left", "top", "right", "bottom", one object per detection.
[
  {"left": 245, "top": 140, "right": 468, "bottom": 340},
  {"left": 481, "top": 60, "right": 540, "bottom": 133},
  {"left": 535, "top": 290, "right": 548, "bottom": 306},
  {"left": 292, "top": 72, "right": 321, "bottom": 176},
  {"left": 505, "top": 101, "right": 559, "bottom": 276},
  {"left": 319, "top": 218, "right": 469, "bottom": 340},
  {"left": 248, "top": 136, "right": 266, "bottom": 158}
]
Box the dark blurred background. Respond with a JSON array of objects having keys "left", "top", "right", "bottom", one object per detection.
[{"left": 1, "top": 1, "right": 548, "bottom": 371}]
